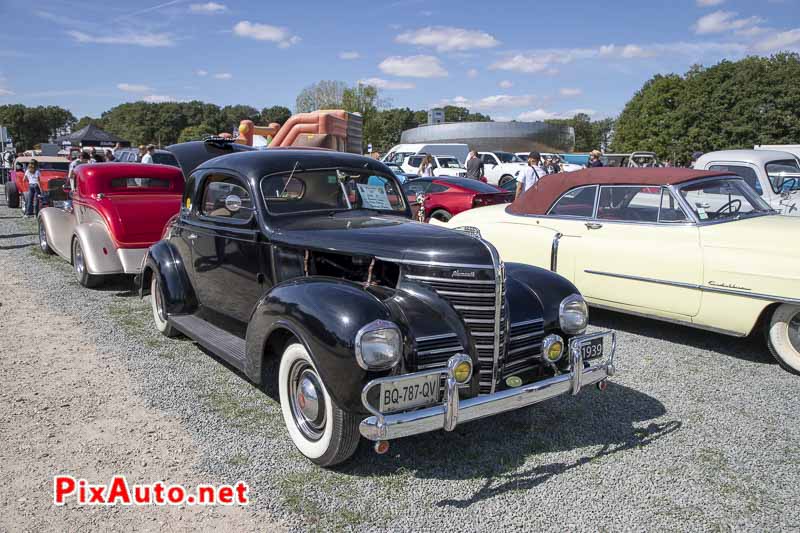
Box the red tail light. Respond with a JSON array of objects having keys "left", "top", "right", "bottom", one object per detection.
[{"left": 473, "top": 193, "right": 513, "bottom": 208}]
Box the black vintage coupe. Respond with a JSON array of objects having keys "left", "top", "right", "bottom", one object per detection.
[{"left": 140, "top": 139, "right": 617, "bottom": 466}]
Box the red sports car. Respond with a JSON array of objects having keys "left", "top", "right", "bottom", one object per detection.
[
  {"left": 5, "top": 155, "right": 70, "bottom": 210},
  {"left": 37, "top": 163, "right": 184, "bottom": 288},
  {"left": 403, "top": 177, "right": 513, "bottom": 222}
]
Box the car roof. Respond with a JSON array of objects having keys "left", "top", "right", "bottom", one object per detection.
[
  {"left": 695, "top": 149, "right": 799, "bottom": 166},
  {"left": 509, "top": 167, "right": 729, "bottom": 216}
]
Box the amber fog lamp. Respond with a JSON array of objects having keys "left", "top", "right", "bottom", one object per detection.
[
  {"left": 542, "top": 334, "right": 565, "bottom": 363},
  {"left": 453, "top": 361, "right": 472, "bottom": 384}
]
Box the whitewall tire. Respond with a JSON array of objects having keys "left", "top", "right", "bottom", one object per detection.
[
  {"left": 151, "top": 276, "right": 179, "bottom": 338},
  {"left": 766, "top": 304, "right": 800, "bottom": 375},
  {"left": 278, "top": 342, "right": 360, "bottom": 466}
]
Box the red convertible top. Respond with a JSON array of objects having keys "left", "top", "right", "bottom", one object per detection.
[{"left": 509, "top": 167, "right": 730, "bottom": 215}]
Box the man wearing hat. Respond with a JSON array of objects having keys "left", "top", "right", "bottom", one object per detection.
[{"left": 516, "top": 151, "right": 546, "bottom": 199}]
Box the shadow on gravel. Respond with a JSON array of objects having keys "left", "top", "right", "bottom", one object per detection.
[
  {"left": 93, "top": 275, "right": 139, "bottom": 297},
  {"left": 0, "top": 242, "right": 34, "bottom": 250},
  {"left": 337, "top": 381, "right": 677, "bottom": 501},
  {"left": 589, "top": 307, "right": 774, "bottom": 366},
  {"left": 0, "top": 232, "right": 34, "bottom": 239}
]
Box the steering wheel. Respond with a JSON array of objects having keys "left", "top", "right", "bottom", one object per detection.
[{"left": 715, "top": 199, "right": 742, "bottom": 215}]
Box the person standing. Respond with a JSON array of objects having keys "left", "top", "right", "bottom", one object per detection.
[
  {"left": 587, "top": 149, "right": 604, "bottom": 168},
  {"left": 466, "top": 150, "right": 483, "bottom": 180},
  {"left": 516, "top": 151, "right": 545, "bottom": 199},
  {"left": 105, "top": 149, "right": 115, "bottom": 162},
  {"left": 141, "top": 145, "right": 155, "bottom": 165},
  {"left": 23, "top": 159, "right": 42, "bottom": 217},
  {"left": 418, "top": 154, "right": 434, "bottom": 177}
]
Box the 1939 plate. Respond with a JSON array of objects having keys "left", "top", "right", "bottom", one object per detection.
[
  {"left": 379, "top": 374, "right": 440, "bottom": 414},
  {"left": 572, "top": 332, "right": 613, "bottom": 362}
]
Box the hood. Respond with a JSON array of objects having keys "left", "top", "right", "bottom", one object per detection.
[
  {"left": 103, "top": 195, "right": 181, "bottom": 246},
  {"left": 700, "top": 214, "right": 800, "bottom": 256},
  {"left": 270, "top": 212, "right": 494, "bottom": 266}
]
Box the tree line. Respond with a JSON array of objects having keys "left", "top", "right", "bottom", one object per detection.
[{"left": 2, "top": 52, "right": 799, "bottom": 160}]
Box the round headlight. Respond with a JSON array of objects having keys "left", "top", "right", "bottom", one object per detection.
[
  {"left": 355, "top": 320, "right": 402, "bottom": 370},
  {"left": 559, "top": 294, "right": 588, "bottom": 334},
  {"left": 542, "top": 334, "right": 565, "bottom": 363}
]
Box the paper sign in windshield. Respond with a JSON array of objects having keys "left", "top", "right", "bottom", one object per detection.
[{"left": 357, "top": 183, "right": 392, "bottom": 210}]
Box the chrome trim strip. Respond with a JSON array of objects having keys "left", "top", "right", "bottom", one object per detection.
[
  {"left": 550, "top": 232, "right": 562, "bottom": 272},
  {"left": 584, "top": 269, "right": 800, "bottom": 306},
  {"left": 418, "top": 346, "right": 464, "bottom": 356},
  {"left": 404, "top": 274, "right": 495, "bottom": 285},
  {"left": 454, "top": 305, "right": 496, "bottom": 311},
  {"left": 377, "top": 256, "right": 493, "bottom": 269},
  {"left": 508, "top": 343, "right": 542, "bottom": 356},
  {"left": 436, "top": 290, "right": 495, "bottom": 297},
  {"left": 464, "top": 318, "right": 495, "bottom": 324},
  {"left": 510, "top": 318, "right": 545, "bottom": 328},
  {"left": 416, "top": 332, "right": 459, "bottom": 342},
  {"left": 509, "top": 330, "right": 545, "bottom": 343}
]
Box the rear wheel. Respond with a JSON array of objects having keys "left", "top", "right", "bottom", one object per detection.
[
  {"left": 766, "top": 304, "right": 800, "bottom": 375},
  {"left": 279, "top": 343, "right": 360, "bottom": 466},
  {"left": 38, "top": 218, "right": 53, "bottom": 254},
  {"left": 429, "top": 209, "right": 452, "bottom": 223},
  {"left": 5, "top": 182, "right": 19, "bottom": 208},
  {"left": 72, "top": 238, "right": 102, "bottom": 288},
  {"left": 150, "top": 276, "right": 179, "bottom": 337},
  {"left": 498, "top": 175, "right": 514, "bottom": 186}
]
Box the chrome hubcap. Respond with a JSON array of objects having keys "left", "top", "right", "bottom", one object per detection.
[
  {"left": 789, "top": 312, "right": 800, "bottom": 353},
  {"left": 74, "top": 243, "right": 85, "bottom": 276},
  {"left": 154, "top": 280, "right": 167, "bottom": 322},
  {"left": 38, "top": 223, "right": 47, "bottom": 251},
  {"left": 289, "top": 363, "right": 326, "bottom": 441}
]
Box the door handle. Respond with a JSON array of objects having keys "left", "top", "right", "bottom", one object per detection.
[
  {"left": 585, "top": 222, "right": 603, "bottom": 230},
  {"left": 187, "top": 233, "right": 197, "bottom": 240}
]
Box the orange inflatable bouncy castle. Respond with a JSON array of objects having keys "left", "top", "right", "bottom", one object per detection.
[{"left": 235, "top": 110, "right": 363, "bottom": 154}]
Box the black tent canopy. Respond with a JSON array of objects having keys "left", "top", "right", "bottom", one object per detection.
[{"left": 55, "top": 125, "right": 131, "bottom": 148}]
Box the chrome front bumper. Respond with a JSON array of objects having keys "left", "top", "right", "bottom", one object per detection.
[{"left": 359, "top": 331, "right": 616, "bottom": 441}]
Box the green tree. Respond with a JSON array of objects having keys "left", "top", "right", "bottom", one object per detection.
[
  {"left": 220, "top": 105, "right": 260, "bottom": 130},
  {"left": 177, "top": 124, "right": 217, "bottom": 143},
  {"left": 0, "top": 104, "right": 75, "bottom": 150},
  {"left": 442, "top": 105, "right": 491, "bottom": 123},
  {"left": 295, "top": 80, "right": 347, "bottom": 113},
  {"left": 74, "top": 116, "right": 103, "bottom": 131},
  {"left": 260, "top": 105, "right": 292, "bottom": 125}
]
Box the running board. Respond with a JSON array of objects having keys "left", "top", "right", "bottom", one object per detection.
[{"left": 169, "top": 315, "right": 246, "bottom": 369}]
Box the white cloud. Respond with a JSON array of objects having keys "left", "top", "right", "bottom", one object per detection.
[
  {"left": 696, "top": 0, "right": 724, "bottom": 6},
  {"left": 0, "top": 88, "right": 14, "bottom": 96},
  {"left": 144, "top": 94, "right": 177, "bottom": 103},
  {"left": 467, "top": 68, "right": 479, "bottom": 78},
  {"left": 189, "top": 2, "right": 227, "bottom": 13},
  {"left": 693, "top": 11, "right": 763, "bottom": 35},
  {"left": 395, "top": 26, "right": 500, "bottom": 52},
  {"left": 559, "top": 87, "right": 582, "bottom": 97},
  {"left": 599, "top": 44, "right": 655, "bottom": 58},
  {"left": 437, "top": 94, "right": 538, "bottom": 110},
  {"left": 68, "top": 30, "right": 174, "bottom": 47},
  {"left": 358, "top": 77, "right": 415, "bottom": 90},
  {"left": 754, "top": 28, "right": 800, "bottom": 52},
  {"left": 379, "top": 55, "right": 448, "bottom": 78},
  {"left": 214, "top": 72, "right": 233, "bottom": 80},
  {"left": 498, "top": 80, "right": 513, "bottom": 89},
  {"left": 195, "top": 69, "right": 208, "bottom": 76},
  {"left": 233, "top": 21, "right": 300, "bottom": 48},
  {"left": 339, "top": 51, "right": 360, "bottom": 60},
  {"left": 117, "top": 83, "right": 152, "bottom": 93}
]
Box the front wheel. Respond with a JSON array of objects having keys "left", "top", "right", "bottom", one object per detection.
[
  {"left": 279, "top": 343, "right": 360, "bottom": 466},
  {"left": 72, "top": 238, "right": 102, "bottom": 288},
  {"left": 766, "top": 304, "right": 800, "bottom": 375},
  {"left": 150, "top": 276, "right": 179, "bottom": 338},
  {"left": 498, "top": 175, "right": 514, "bottom": 186},
  {"left": 429, "top": 209, "right": 452, "bottom": 222},
  {"left": 38, "top": 218, "right": 53, "bottom": 254}
]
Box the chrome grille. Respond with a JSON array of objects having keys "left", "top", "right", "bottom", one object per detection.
[
  {"left": 414, "top": 333, "right": 463, "bottom": 370},
  {"left": 504, "top": 319, "right": 545, "bottom": 377}
]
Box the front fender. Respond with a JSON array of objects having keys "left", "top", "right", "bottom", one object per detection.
[
  {"left": 505, "top": 262, "right": 581, "bottom": 332},
  {"left": 139, "top": 240, "right": 198, "bottom": 315},
  {"left": 73, "top": 222, "right": 122, "bottom": 275},
  {"left": 246, "top": 277, "right": 397, "bottom": 413}
]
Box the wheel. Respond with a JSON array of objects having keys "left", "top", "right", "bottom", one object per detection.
[
  {"left": 279, "top": 343, "right": 360, "bottom": 466},
  {"left": 765, "top": 304, "right": 800, "bottom": 375},
  {"left": 5, "top": 182, "right": 19, "bottom": 208},
  {"left": 498, "top": 175, "right": 514, "bottom": 186},
  {"left": 38, "top": 218, "right": 53, "bottom": 255},
  {"left": 150, "top": 276, "right": 179, "bottom": 337},
  {"left": 72, "top": 238, "right": 101, "bottom": 288},
  {"left": 429, "top": 209, "right": 452, "bottom": 222}
]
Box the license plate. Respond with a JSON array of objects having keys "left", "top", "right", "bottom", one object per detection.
[
  {"left": 379, "top": 374, "right": 440, "bottom": 414},
  {"left": 579, "top": 336, "right": 605, "bottom": 361}
]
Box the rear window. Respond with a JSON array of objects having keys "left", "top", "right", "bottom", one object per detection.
[
  {"left": 439, "top": 178, "right": 501, "bottom": 193},
  {"left": 110, "top": 177, "right": 172, "bottom": 189},
  {"left": 153, "top": 153, "right": 179, "bottom": 167}
]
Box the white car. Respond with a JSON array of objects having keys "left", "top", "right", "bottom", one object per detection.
[
  {"left": 401, "top": 154, "right": 467, "bottom": 177},
  {"left": 478, "top": 151, "right": 526, "bottom": 186},
  {"left": 521, "top": 152, "right": 584, "bottom": 173},
  {"left": 382, "top": 143, "right": 469, "bottom": 167},
  {"left": 694, "top": 149, "right": 800, "bottom": 216}
]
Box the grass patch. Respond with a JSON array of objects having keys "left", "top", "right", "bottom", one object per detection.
[
  {"left": 201, "top": 388, "right": 278, "bottom": 433},
  {"left": 108, "top": 300, "right": 152, "bottom": 332},
  {"left": 227, "top": 452, "right": 250, "bottom": 466},
  {"left": 277, "top": 471, "right": 370, "bottom": 531}
]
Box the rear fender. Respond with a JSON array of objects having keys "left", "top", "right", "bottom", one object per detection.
[
  {"left": 38, "top": 207, "right": 75, "bottom": 259},
  {"left": 73, "top": 223, "right": 122, "bottom": 275},
  {"left": 246, "top": 277, "right": 397, "bottom": 413},
  {"left": 139, "top": 240, "right": 198, "bottom": 315}
]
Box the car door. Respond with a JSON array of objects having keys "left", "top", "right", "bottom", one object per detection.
[
  {"left": 572, "top": 185, "right": 703, "bottom": 317},
  {"left": 187, "top": 171, "right": 266, "bottom": 333},
  {"left": 480, "top": 154, "right": 500, "bottom": 183}
]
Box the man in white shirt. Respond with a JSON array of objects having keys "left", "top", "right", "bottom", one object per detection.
[
  {"left": 141, "top": 145, "right": 155, "bottom": 165},
  {"left": 516, "top": 151, "right": 545, "bottom": 199}
]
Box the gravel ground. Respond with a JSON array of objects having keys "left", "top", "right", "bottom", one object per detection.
[{"left": 1, "top": 198, "right": 799, "bottom": 532}]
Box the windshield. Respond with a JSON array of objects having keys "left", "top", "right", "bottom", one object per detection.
[
  {"left": 260, "top": 169, "right": 407, "bottom": 215},
  {"left": 437, "top": 157, "right": 463, "bottom": 169},
  {"left": 765, "top": 159, "right": 800, "bottom": 194},
  {"left": 678, "top": 176, "right": 774, "bottom": 222},
  {"left": 495, "top": 152, "right": 522, "bottom": 163},
  {"left": 18, "top": 161, "right": 69, "bottom": 172}
]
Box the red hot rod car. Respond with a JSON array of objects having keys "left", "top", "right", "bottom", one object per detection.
[
  {"left": 5, "top": 155, "right": 70, "bottom": 210},
  {"left": 37, "top": 163, "right": 184, "bottom": 287}
]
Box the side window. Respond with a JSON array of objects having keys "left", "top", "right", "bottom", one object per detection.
[
  {"left": 403, "top": 180, "right": 430, "bottom": 196},
  {"left": 428, "top": 183, "right": 448, "bottom": 193},
  {"left": 200, "top": 174, "right": 252, "bottom": 221},
  {"left": 658, "top": 189, "right": 689, "bottom": 223},
  {"left": 408, "top": 156, "right": 424, "bottom": 168},
  {"left": 597, "top": 186, "right": 659, "bottom": 222},
  {"left": 548, "top": 185, "right": 597, "bottom": 218},
  {"left": 709, "top": 165, "right": 762, "bottom": 195},
  {"left": 481, "top": 154, "right": 496, "bottom": 165}
]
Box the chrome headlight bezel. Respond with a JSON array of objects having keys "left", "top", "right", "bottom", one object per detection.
[
  {"left": 559, "top": 294, "right": 589, "bottom": 334},
  {"left": 355, "top": 320, "right": 402, "bottom": 371},
  {"left": 542, "top": 334, "right": 565, "bottom": 363}
]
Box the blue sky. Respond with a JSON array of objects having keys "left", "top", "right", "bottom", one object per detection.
[{"left": 1, "top": 0, "right": 799, "bottom": 122}]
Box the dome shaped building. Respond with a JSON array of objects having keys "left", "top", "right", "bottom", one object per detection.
[{"left": 400, "top": 121, "right": 575, "bottom": 153}]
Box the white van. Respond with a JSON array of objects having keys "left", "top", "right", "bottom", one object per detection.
[{"left": 382, "top": 144, "right": 470, "bottom": 166}]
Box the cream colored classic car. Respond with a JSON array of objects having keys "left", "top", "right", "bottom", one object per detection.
[{"left": 443, "top": 167, "right": 800, "bottom": 374}]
